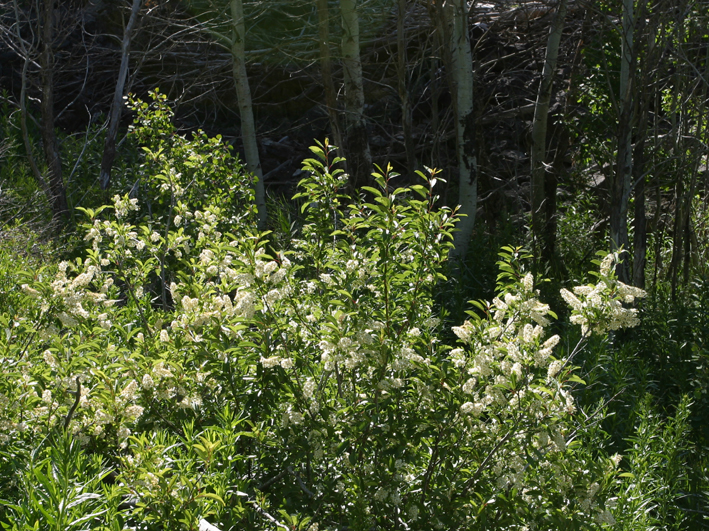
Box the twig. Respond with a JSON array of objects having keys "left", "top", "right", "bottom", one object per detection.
[
  {"left": 287, "top": 465, "right": 315, "bottom": 498},
  {"left": 249, "top": 496, "right": 289, "bottom": 531},
  {"left": 257, "top": 468, "right": 288, "bottom": 491},
  {"left": 63, "top": 377, "right": 81, "bottom": 431},
  {"left": 457, "top": 425, "right": 516, "bottom": 501}
]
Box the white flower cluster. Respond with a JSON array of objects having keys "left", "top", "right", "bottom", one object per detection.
[
  {"left": 452, "top": 292, "right": 563, "bottom": 422},
  {"left": 490, "top": 273, "right": 552, "bottom": 326},
  {"left": 192, "top": 209, "right": 222, "bottom": 240},
  {"left": 319, "top": 334, "right": 371, "bottom": 371},
  {"left": 112, "top": 194, "right": 139, "bottom": 219},
  {"left": 442, "top": 259, "right": 648, "bottom": 525},
  {"left": 560, "top": 254, "right": 646, "bottom": 336},
  {"left": 33, "top": 260, "right": 119, "bottom": 330},
  {"left": 453, "top": 260, "right": 645, "bottom": 423},
  {"left": 170, "top": 282, "right": 257, "bottom": 331}
]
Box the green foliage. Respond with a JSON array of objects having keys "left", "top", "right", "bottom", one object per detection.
[
  {"left": 1, "top": 432, "right": 123, "bottom": 531},
  {"left": 126, "top": 89, "right": 259, "bottom": 232},
  {"left": 567, "top": 272, "right": 709, "bottom": 530},
  {"left": 0, "top": 94, "right": 51, "bottom": 229},
  {"left": 182, "top": 0, "right": 393, "bottom": 63},
  {"left": 556, "top": 189, "right": 605, "bottom": 280},
  {"left": 613, "top": 396, "right": 695, "bottom": 531},
  {"left": 0, "top": 97, "right": 684, "bottom": 530}
]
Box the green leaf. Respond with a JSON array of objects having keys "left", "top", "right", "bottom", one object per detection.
[
  {"left": 360, "top": 186, "right": 383, "bottom": 197},
  {"left": 567, "top": 374, "right": 586, "bottom": 385},
  {"left": 196, "top": 492, "right": 225, "bottom": 505}
]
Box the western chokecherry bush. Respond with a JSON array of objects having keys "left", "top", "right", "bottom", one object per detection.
[{"left": 1, "top": 97, "right": 646, "bottom": 531}]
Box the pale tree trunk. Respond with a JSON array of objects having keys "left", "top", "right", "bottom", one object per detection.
[
  {"left": 445, "top": 0, "right": 477, "bottom": 264},
  {"left": 317, "top": 0, "right": 344, "bottom": 157},
  {"left": 230, "top": 0, "right": 266, "bottom": 230},
  {"left": 40, "top": 0, "right": 69, "bottom": 229},
  {"left": 340, "top": 0, "right": 372, "bottom": 189},
  {"left": 530, "top": 0, "right": 567, "bottom": 263},
  {"left": 397, "top": 0, "right": 416, "bottom": 177},
  {"left": 610, "top": 0, "right": 634, "bottom": 282},
  {"left": 100, "top": 0, "right": 143, "bottom": 190}
]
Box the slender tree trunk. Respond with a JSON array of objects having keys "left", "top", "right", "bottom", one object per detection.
[
  {"left": 651, "top": 57, "right": 663, "bottom": 288},
  {"left": 632, "top": 136, "right": 647, "bottom": 288},
  {"left": 547, "top": 129, "right": 565, "bottom": 267},
  {"left": 631, "top": 11, "right": 658, "bottom": 289},
  {"left": 13, "top": 0, "right": 49, "bottom": 199},
  {"left": 683, "top": 113, "right": 706, "bottom": 284},
  {"left": 397, "top": 0, "right": 416, "bottom": 177},
  {"left": 545, "top": 8, "right": 588, "bottom": 272},
  {"left": 687, "top": 45, "right": 709, "bottom": 277},
  {"left": 40, "top": 0, "right": 69, "bottom": 228},
  {"left": 530, "top": 0, "right": 567, "bottom": 263},
  {"left": 340, "top": 0, "right": 372, "bottom": 189},
  {"left": 100, "top": 0, "right": 143, "bottom": 190},
  {"left": 610, "top": 0, "right": 634, "bottom": 282},
  {"left": 669, "top": 172, "right": 686, "bottom": 298},
  {"left": 427, "top": 0, "right": 444, "bottom": 172},
  {"left": 682, "top": 184, "right": 693, "bottom": 286},
  {"left": 317, "top": 0, "right": 344, "bottom": 157},
  {"left": 230, "top": 0, "right": 266, "bottom": 230},
  {"left": 446, "top": 0, "right": 477, "bottom": 264},
  {"left": 669, "top": 97, "right": 688, "bottom": 299}
]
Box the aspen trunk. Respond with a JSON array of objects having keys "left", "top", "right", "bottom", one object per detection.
[
  {"left": 317, "top": 0, "right": 344, "bottom": 156},
  {"left": 40, "top": 0, "right": 69, "bottom": 228},
  {"left": 530, "top": 0, "right": 567, "bottom": 262},
  {"left": 340, "top": 0, "right": 372, "bottom": 189},
  {"left": 100, "top": 0, "right": 143, "bottom": 190},
  {"left": 610, "top": 0, "right": 634, "bottom": 282},
  {"left": 446, "top": 0, "right": 477, "bottom": 264},
  {"left": 230, "top": 0, "right": 266, "bottom": 230}
]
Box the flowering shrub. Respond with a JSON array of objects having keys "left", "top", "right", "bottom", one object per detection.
[
  {"left": 559, "top": 252, "right": 647, "bottom": 336},
  {"left": 0, "top": 100, "right": 648, "bottom": 530}
]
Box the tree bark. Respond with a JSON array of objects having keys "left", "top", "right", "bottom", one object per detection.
[
  {"left": 397, "top": 0, "right": 416, "bottom": 177},
  {"left": 317, "top": 0, "right": 344, "bottom": 157},
  {"left": 445, "top": 0, "right": 477, "bottom": 264},
  {"left": 530, "top": 0, "right": 567, "bottom": 263},
  {"left": 632, "top": 136, "right": 647, "bottom": 288},
  {"left": 340, "top": 0, "right": 372, "bottom": 189},
  {"left": 100, "top": 0, "right": 143, "bottom": 190},
  {"left": 40, "top": 0, "right": 69, "bottom": 228},
  {"left": 230, "top": 0, "right": 266, "bottom": 230},
  {"left": 669, "top": 171, "right": 686, "bottom": 298},
  {"left": 610, "top": 0, "right": 634, "bottom": 282},
  {"left": 631, "top": 10, "right": 658, "bottom": 289}
]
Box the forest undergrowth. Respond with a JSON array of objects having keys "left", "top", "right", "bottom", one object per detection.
[{"left": 1, "top": 95, "right": 708, "bottom": 530}]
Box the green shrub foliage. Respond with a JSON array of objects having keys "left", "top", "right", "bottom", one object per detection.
[{"left": 1, "top": 99, "right": 650, "bottom": 530}]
